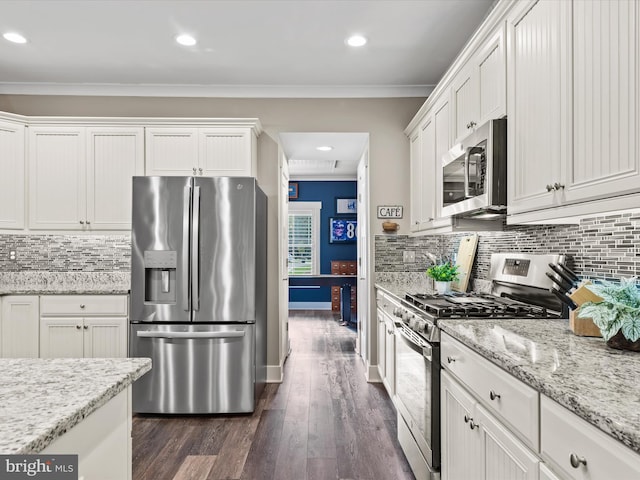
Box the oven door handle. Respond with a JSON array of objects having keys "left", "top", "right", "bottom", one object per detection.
[{"left": 397, "top": 326, "right": 431, "bottom": 360}]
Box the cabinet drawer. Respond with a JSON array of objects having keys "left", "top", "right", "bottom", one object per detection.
[
  {"left": 541, "top": 396, "right": 640, "bottom": 480},
  {"left": 40, "top": 295, "right": 128, "bottom": 316},
  {"left": 441, "top": 332, "right": 539, "bottom": 449}
]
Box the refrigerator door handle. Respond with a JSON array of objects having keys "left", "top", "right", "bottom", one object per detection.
[
  {"left": 136, "top": 330, "right": 246, "bottom": 339},
  {"left": 182, "top": 185, "right": 192, "bottom": 312},
  {"left": 192, "top": 185, "right": 201, "bottom": 311}
]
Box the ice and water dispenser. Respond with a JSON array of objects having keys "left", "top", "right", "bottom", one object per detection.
[{"left": 144, "top": 250, "right": 178, "bottom": 303}]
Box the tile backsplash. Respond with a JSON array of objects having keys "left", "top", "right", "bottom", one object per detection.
[
  {"left": 0, "top": 234, "right": 131, "bottom": 272},
  {"left": 375, "top": 211, "right": 640, "bottom": 283}
]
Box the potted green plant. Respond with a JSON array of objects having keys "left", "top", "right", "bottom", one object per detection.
[
  {"left": 426, "top": 262, "right": 460, "bottom": 294},
  {"left": 578, "top": 277, "right": 640, "bottom": 351}
]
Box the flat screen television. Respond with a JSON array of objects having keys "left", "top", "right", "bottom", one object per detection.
[{"left": 329, "top": 218, "right": 357, "bottom": 243}]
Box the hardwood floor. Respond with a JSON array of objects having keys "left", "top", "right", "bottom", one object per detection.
[{"left": 132, "top": 311, "right": 414, "bottom": 480}]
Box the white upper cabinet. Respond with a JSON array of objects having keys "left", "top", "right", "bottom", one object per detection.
[
  {"left": 29, "top": 126, "right": 143, "bottom": 230},
  {"left": 0, "top": 119, "right": 25, "bottom": 229},
  {"left": 419, "top": 115, "right": 436, "bottom": 228},
  {"left": 409, "top": 128, "right": 422, "bottom": 232},
  {"left": 146, "top": 126, "right": 258, "bottom": 177},
  {"left": 433, "top": 95, "right": 452, "bottom": 220},
  {"left": 29, "top": 126, "right": 87, "bottom": 230},
  {"left": 86, "top": 127, "right": 144, "bottom": 229},
  {"left": 453, "top": 24, "right": 506, "bottom": 143},
  {"left": 566, "top": 0, "right": 640, "bottom": 203},
  {"left": 507, "top": 0, "right": 572, "bottom": 215}
]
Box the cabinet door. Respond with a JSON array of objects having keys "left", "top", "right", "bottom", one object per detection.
[
  {"left": 507, "top": 0, "right": 572, "bottom": 215},
  {"left": 0, "top": 120, "right": 25, "bottom": 229},
  {"left": 441, "top": 371, "right": 483, "bottom": 480},
  {"left": 29, "top": 127, "right": 86, "bottom": 229},
  {"left": 434, "top": 95, "right": 451, "bottom": 219},
  {"left": 566, "top": 0, "right": 640, "bottom": 203},
  {"left": 145, "top": 128, "right": 198, "bottom": 176},
  {"left": 477, "top": 25, "right": 506, "bottom": 125},
  {"left": 384, "top": 320, "right": 395, "bottom": 397},
  {"left": 86, "top": 127, "right": 144, "bottom": 229},
  {"left": 1, "top": 296, "right": 39, "bottom": 358},
  {"left": 199, "top": 128, "right": 253, "bottom": 176},
  {"left": 83, "top": 317, "right": 127, "bottom": 358},
  {"left": 452, "top": 66, "right": 478, "bottom": 143},
  {"left": 377, "top": 309, "right": 386, "bottom": 380},
  {"left": 409, "top": 129, "right": 422, "bottom": 232},
  {"left": 40, "top": 318, "right": 84, "bottom": 358},
  {"left": 419, "top": 116, "right": 436, "bottom": 229},
  {"left": 477, "top": 405, "right": 539, "bottom": 480}
]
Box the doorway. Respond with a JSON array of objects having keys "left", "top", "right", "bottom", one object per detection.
[{"left": 278, "top": 132, "right": 371, "bottom": 378}]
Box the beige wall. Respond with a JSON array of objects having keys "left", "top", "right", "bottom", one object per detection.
[{"left": 0, "top": 94, "right": 425, "bottom": 369}]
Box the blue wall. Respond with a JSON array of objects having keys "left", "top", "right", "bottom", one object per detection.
[{"left": 289, "top": 180, "right": 357, "bottom": 305}]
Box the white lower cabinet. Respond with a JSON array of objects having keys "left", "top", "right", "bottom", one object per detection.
[
  {"left": 39, "top": 295, "right": 128, "bottom": 358},
  {"left": 441, "top": 370, "right": 539, "bottom": 480},
  {"left": 383, "top": 315, "right": 395, "bottom": 398},
  {"left": 377, "top": 308, "right": 387, "bottom": 380},
  {"left": 1, "top": 295, "right": 39, "bottom": 358},
  {"left": 541, "top": 395, "right": 640, "bottom": 480},
  {"left": 42, "top": 386, "right": 132, "bottom": 480}
]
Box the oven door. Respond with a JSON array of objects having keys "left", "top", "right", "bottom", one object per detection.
[{"left": 395, "top": 324, "right": 441, "bottom": 471}]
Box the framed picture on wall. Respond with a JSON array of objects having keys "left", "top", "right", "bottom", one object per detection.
[
  {"left": 335, "top": 197, "right": 357, "bottom": 215},
  {"left": 329, "top": 218, "right": 357, "bottom": 243},
  {"left": 288, "top": 182, "right": 298, "bottom": 199}
]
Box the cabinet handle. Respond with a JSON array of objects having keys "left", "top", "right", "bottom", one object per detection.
[
  {"left": 553, "top": 182, "right": 565, "bottom": 190},
  {"left": 464, "top": 414, "right": 471, "bottom": 423},
  {"left": 469, "top": 420, "right": 478, "bottom": 430},
  {"left": 489, "top": 390, "right": 501, "bottom": 401},
  {"left": 80, "top": 304, "right": 85, "bottom": 309},
  {"left": 83, "top": 325, "right": 89, "bottom": 330},
  {"left": 79, "top": 220, "right": 85, "bottom": 225},
  {"left": 569, "top": 453, "right": 587, "bottom": 469},
  {"left": 387, "top": 329, "right": 394, "bottom": 335},
  {"left": 193, "top": 167, "right": 197, "bottom": 175},
  {"left": 447, "top": 356, "right": 456, "bottom": 364},
  {"left": 199, "top": 168, "right": 203, "bottom": 175},
  {"left": 76, "top": 325, "right": 81, "bottom": 329}
]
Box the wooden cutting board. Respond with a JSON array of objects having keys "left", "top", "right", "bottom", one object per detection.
[{"left": 452, "top": 234, "right": 479, "bottom": 293}]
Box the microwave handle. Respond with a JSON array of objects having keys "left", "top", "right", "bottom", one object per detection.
[{"left": 464, "top": 147, "right": 472, "bottom": 198}]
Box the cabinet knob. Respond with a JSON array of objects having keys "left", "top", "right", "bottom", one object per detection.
[
  {"left": 489, "top": 390, "right": 501, "bottom": 401},
  {"left": 466, "top": 122, "right": 471, "bottom": 129},
  {"left": 83, "top": 325, "right": 89, "bottom": 330},
  {"left": 469, "top": 420, "right": 478, "bottom": 430},
  {"left": 569, "top": 453, "right": 587, "bottom": 469},
  {"left": 76, "top": 325, "right": 81, "bottom": 329},
  {"left": 79, "top": 220, "right": 85, "bottom": 225},
  {"left": 86, "top": 220, "right": 91, "bottom": 225},
  {"left": 464, "top": 414, "right": 471, "bottom": 423},
  {"left": 80, "top": 304, "right": 85, "bottom": 309},
  {"left": 199, "top": 168, "right": 203, "bottom": 175},
  {"left": 193, "top": 167, "right": 197, "bottom": 175},
  {"left": 447, "top": 356, "right": 456, "bottom": 364},
  {"left": 553, "top": 182, "right": 565, "bottom": 190},
  {"left": 470, "top": 121, "right": 477, "bottom": 128},
  {"left": 545, "top": 184, "right": 554, "bottom": 192}
]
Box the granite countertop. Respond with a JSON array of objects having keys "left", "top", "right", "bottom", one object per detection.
[
  {"left": 439, "top": 319, "right": 640, "bottom": 455},
  {"left": 0, "top": 357, "right": 151, "bottom": 454},
  {"left": 0, "top": 272, "right": 130, "bottom": 295}
]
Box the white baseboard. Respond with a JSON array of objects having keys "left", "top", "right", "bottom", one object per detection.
[
  {"left": 366, "top": 361, "right": 382, "bottom": 383},
  {"left": 288, "top": 302, "right": 332, "bottom": 310},
  {"left": 266, "top": 364, "right": 283, "bottom": 383}
]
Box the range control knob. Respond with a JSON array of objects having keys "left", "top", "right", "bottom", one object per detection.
[
  {"left": 415, "top": 319, "right": 426, "bottom": 333},
  {"left": 409, "top": 317, "right": 417, "bottom": 329}
]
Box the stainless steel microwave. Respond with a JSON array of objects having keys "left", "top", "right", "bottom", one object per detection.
[{"left": 441, "top": 118, "right": 507, "bottom": 218}]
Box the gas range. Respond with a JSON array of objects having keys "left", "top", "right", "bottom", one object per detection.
[{"left": 390, "top": 253, "right": 569, "bottom": 344}]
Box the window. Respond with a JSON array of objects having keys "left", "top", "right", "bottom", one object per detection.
[{"left": 288, "top": 201, "right": 321, "bottom": 275}]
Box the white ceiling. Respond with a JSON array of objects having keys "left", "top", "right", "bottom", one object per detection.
[
  {"left": 0, "top": 0, "right": 495, "bottom": 98},
  {"left": 280, "top": 132, "right": 369, "bottom": 180},
  {"left": 0, "top": 0, "right": 495, "bottom": 178}
]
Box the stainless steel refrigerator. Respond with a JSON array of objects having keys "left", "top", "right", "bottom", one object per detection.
[{"left": 129, "top": 176, "right": 267, "bottom": 414}]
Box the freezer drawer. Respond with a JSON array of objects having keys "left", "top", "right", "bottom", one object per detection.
[{"left": 130, "top": 323, "right": 256, "bottom": 414}]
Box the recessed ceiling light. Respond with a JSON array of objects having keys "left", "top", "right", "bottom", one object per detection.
[
  {"left": 3, "top": 32, "right": 27, "bottom": 44},
  {"left": 316, "top": 146, "right": 333, "bottom": 152},
  {"left": 346, "top": 35, "right": 367, "bottom": 47},
  {"left": 175, "top": 34, "right": 197, "bottom": 46}
]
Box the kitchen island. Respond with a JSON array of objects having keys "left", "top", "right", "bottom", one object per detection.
[{"left": 0, "top": 357, "right": 151, "bottom": 478}]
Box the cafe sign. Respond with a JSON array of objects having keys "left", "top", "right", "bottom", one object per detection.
[{"left": 377, "top": 205, "right": 403, "bottom": 219}]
